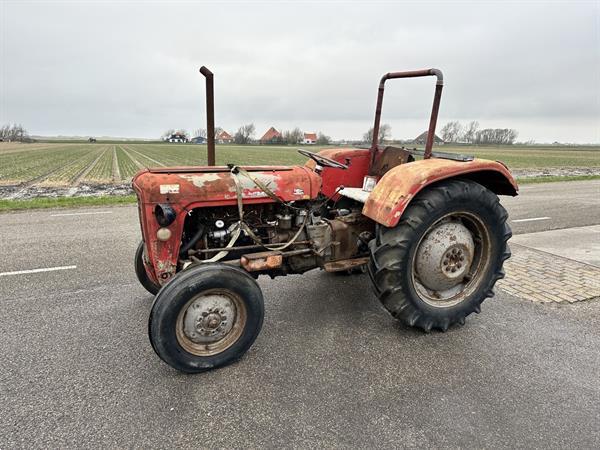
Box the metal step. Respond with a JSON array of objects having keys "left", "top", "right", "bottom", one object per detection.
[{"left": 339, "top": 187, "right": 370, "bottom": 203}]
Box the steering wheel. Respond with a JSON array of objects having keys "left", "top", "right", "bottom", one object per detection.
[{"left": 297, "top": 149, "right": 348, "bottom": 170}]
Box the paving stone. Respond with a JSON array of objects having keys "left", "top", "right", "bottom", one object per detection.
[{"left": 497, "top": 243, "right": 600, "bottom": 304}]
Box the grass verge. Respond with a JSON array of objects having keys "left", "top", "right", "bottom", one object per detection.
[
  {"left": 0, "top": 195, "right": 137, "bottom": 212},
  {"left": 0, "top": 175, "right": 598, "bottom": 212},
  {"left": 516, "top": 174, "right": 600, "bottom": 184}
]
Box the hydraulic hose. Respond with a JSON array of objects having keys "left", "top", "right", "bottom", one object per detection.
[{"left": 179, "top": 224, "right": 206, "bottom": 258}]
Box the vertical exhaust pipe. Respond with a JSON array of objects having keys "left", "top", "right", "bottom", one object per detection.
[{"left": 200, "top": 66, "right": 215, "bottom": 166}]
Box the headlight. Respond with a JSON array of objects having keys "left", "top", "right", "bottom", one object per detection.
[
  {"left": 154, "top": 204, "right": 176, "bottom": 227},
  {"left": 157, "top": 227, "right": 172, "bottom": 241}
]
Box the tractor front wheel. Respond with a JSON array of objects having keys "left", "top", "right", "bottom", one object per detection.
[
  {"left": 368, "top": 179, "right": 511, "bottom": 332},
  {"left": 135, "top": 241, "right": 161, "bottom": 295},
  {"left": 148, "top": 264, "right": 264, "bottom": 373}
]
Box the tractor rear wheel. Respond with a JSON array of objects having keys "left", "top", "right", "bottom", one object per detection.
[
  {"left": 148, "top": 264, "right": 264, "bottom": 373},
  {"left": 135, "top": 241, "right": 161, "bottom": 295},
  {"left": 368, "top": 179, "right": 511, "bottom": 332}
]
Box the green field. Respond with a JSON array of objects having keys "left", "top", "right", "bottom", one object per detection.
[{"left": 1, "top": 142, "right": 599, "bottom": 186}]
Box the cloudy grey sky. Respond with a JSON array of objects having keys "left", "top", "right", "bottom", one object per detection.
[{"left": 1, "top": 0, "right": 599, "bottom": 142}]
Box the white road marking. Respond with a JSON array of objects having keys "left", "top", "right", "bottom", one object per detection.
[
  {"left": 50, "top": 211, "right": 113, "bottom": 217},
  {"left": 512, "top": 216, "right": 551, "bottom": 223},
  {"left": 0, "top": 265, "right": 77, "bottom": 277}
]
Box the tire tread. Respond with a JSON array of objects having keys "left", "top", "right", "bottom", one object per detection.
[{"left": 368, "top": 179, "right": 512, "bottom": 331}]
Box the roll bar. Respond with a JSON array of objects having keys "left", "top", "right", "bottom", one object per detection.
[{"left": 370, "top": 68, "right": 444, "bottom": 163}]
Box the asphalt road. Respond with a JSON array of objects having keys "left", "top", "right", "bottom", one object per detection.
[
  {"left": 1, "top": 180, "right": 599, "bottom": 448},
  {"left": 502, "top": 179, "right": 600, "bottom": 235}
]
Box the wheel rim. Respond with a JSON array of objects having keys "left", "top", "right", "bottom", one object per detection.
[
  {"left": 176, "top": 289, "right": 247, "bottom": 356},
  {"left": 412, "top": 211, "right": 491, "bottom": 307}
]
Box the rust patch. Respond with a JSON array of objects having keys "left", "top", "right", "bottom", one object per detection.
[
  {"left": 241, "top": 251, "right": 283, "bottom": 271},
  {"left": 370, "top": 146, "right": 413, "bottom": 176},
  {"left": 324, "top": 257, "right": 370, "bottom": 272}
]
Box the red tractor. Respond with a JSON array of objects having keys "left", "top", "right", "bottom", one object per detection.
[{"left": 133, "top": 67, "right": 517, "bottom": 373}]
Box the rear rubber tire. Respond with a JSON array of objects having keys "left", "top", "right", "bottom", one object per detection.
[
  {"left": 148, "top": 264, "right": 264, "bottom": 373},
  {"left": 135, "top": 241, "right": 161, "bottom": 295},
  {"left": 368, "top": 179, "right": 512, "bottom": 332}
]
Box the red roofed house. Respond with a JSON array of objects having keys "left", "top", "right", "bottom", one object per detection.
[
  {"left": 259, "top": 127, "right": 282, "bottom": 144},
  {"left": 303, "top": 132, "right": 317, "bottom": 145},
  {"left": 217, "top": 130, "right": 234, "bottom": 144}
]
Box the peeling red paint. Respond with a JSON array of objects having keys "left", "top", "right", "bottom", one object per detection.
[
  {"left": 362, "top": 158, "right": 518, "bottom": 227},
  {"left": 132, "top": 165, "right": 321, "bottom": 285}
]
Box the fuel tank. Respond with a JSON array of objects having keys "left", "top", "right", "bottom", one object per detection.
[{"left": 132, "top": 165, "right": 322, "bottom": 207}]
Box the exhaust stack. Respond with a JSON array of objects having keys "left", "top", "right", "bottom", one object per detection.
[{"left": 200, "top": 66, "right": 215, "bottom": 166}]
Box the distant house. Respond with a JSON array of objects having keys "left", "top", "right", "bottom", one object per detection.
[
  {"left": 191, "top": 136, "right": 206, "bottom": 144},
  {"left": 167, "top": 133, "right": 188, "bottom": 143},
  {"left": 259, "top": 127, "right": 282, "bottom": 144},
  {"left": 413, "top": 131, "right": 444, "bottom": 145},
  {"left": 302, "top": 132, "right": 317, "bottom": 145},
  {"left": 216, "top": 130, "right": 234, "bottom": 144}
]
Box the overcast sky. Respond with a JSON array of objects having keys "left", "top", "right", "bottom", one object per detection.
[{"left": 1, "top": 0, "right": 599, "bottom": 142}]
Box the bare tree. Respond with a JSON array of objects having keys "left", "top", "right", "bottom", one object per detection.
[
  {"left": 316, "top": 132, "right": 331, "bottom": 145},
  {"left": 234, "top": 123, "right": 256, "bottom": 144},
  {"left": 440, "top": 122, "right": 453, "bottom": 142},
  {"left": 15, "top": 124, "right": 26, "bottom": 141},
  {"left": 176, "top": 129, "right": 189, "bottom": 139},
  {"left": 0, "top": 123, "right": 29, "bottom": 142},
  {"left": 363, "top": 124, "right": 391, "bottom": 144},
  {"left": 193, "top": 128, "right": 207, "bottom": 138},
  {"left": 162, "top": 129, "right": 175, "bottom": 140},
  {"left": 507, "top": 129, "right": 519, "bottom": 144},
  {"left": 283, "top": 127, "right": 303, "bottom": 145},
  {"left": 0, "top": 124, "right": 9, "bottom": 140},
  {"left": 462, "top": 121, "right": 479, "bottom": 143},
  {"left": 380, "top": 124, "right": 392, "bottom": 143},
  {"left": 440, "top": 121, "right": 463, "bottom": 143},
  {"left": 474, "top": 128, "right": 518, "bottom": 145}
]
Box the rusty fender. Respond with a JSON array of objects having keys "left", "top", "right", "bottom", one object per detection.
[{"left": 362, "top": 158, "right": 518, "bottom": 228}]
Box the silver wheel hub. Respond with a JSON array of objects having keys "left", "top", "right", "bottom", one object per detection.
[
  {"left": 415, "top": 220, "right": 474, "bottom": 292},
  {"left": 182, "top": 294, "right": 236, "bottom": 344}
]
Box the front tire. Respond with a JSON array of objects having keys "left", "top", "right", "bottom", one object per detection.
[
  {"left": 135, "top": 241, "right": 161, "bottom": 295},
  {"left": 148, "top": 264, "right": 264, "bottom": 373},
  {"left": 368, "top": 179, "right": 511, "bottom": 332}
]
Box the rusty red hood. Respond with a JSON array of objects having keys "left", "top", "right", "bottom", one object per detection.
[{"left": 132, "top": 165, "right": 322, "bottom": 208}]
